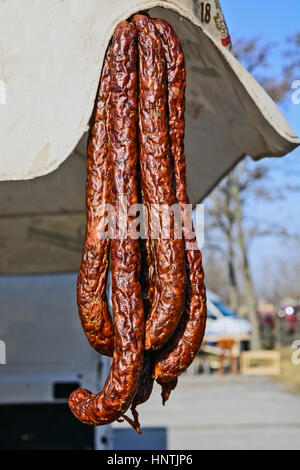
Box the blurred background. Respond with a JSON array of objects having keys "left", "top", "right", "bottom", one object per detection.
[{"left": 0, "top": 0, "right": 299, "bottom": 450}]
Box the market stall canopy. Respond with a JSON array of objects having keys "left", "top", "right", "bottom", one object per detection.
[{"left": 0, "top": 0, "right": 299, "bottom": 274}]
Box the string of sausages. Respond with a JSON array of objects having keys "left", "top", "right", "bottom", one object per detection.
[{"left": 68, "top": 14, "right": 207, "bottom": 434}]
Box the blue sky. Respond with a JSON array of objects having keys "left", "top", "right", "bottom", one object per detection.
[
  {"left": 220, "top": 0, "right": 299, "bottom": 139},
  {"left": 221, "top": 0, "right": 300, "bottom": 43},
  {"left": 211, "top": 1, "right": 300, "bottom": 294}
]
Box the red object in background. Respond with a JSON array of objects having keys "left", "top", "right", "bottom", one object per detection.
[
  {"left": 260, "top": 312, "right": 275, "bottom": 327},
  {"left": 221, "top": 35, "right": 231, "bottom": 47},
  {"left": 286, "top": 313, "right": 297, "bottom": 332}
]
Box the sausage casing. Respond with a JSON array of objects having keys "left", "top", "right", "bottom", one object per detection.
[
  {"left": 77, "top": 45, "right": 114, "bottom": 357},
  {"left": 133, "top": 14, "right": 186, "bottom": 351},
  {"left": 69, "top": 21, "right": 144, "bottom": 425},
  {"left": 153, "top": 18, "right": 207, "bottom": 391}
]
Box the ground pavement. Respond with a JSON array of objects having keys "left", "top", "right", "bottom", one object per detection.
[{"left": 112, "top": 374, "right": 300, "bottom": 450}]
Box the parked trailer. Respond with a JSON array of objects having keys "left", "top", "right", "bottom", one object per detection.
[{"left": 0, "top": 273, "right": 112, "bottom": 450}]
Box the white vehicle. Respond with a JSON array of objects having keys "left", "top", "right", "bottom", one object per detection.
[{"left": 205, "top": 290, "right": 252, "bottom": 338}]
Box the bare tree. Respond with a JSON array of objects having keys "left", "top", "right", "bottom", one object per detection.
[
  {"left": 206, "top": 174, "right": 239, "bottom": 312},
  {"left": 206, "top": 161, "right": 270, "bottom": 348},
  {"left": 203, "top": 251, "right": 230, "bottom": 303},
  {"left": 205, "top": 33, "right": 300, "bottom": 349}
]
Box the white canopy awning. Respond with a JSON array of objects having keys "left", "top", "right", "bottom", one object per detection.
[{"left": 0, "top": 0, "right": 298, "bottom": 274}]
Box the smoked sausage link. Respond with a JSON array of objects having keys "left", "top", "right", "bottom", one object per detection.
[
  {"left": 77, "top": 44, "right": 114, "bottom": 357},
  {"left": 69, "top": 21, "right": 144, "bottom": 426},
  {"left": 129, "top": 352, "right": 155, "bottom": 433},
  {"left": 132, "top": 14, "right": 186, "bottom": 351},
  {"left": 153, "top": 18, "right": 207, "bottom": 394},
  {"left": 71, "top": 14, "right": 207, "bottom": 427}
]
